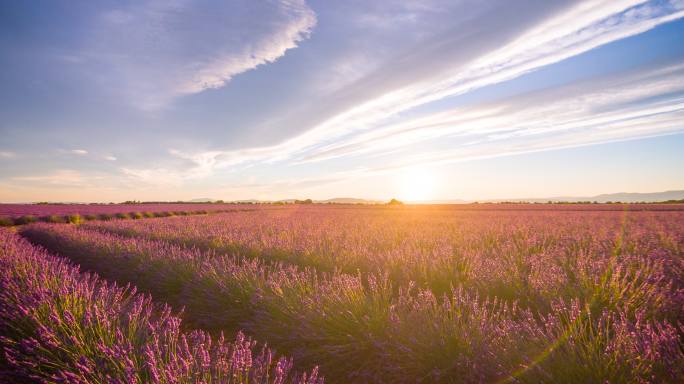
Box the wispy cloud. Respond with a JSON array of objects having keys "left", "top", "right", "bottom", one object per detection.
[
  {"left": 88, "top": 0, "right": 316, "bottom": 110},
  {"left": 295, "top": 62, "right": 684, "bottom": 165},
  {"left": 156, "top": 59, "right": 684, "bottom": 191},
  {"left": 56, "top": 149, "right": 89, "bottom": 156},
  {"left": 0, "top": 151, "right": 15, "bottom": 159},
  {"left": 120, "top": 167, "right": 188, "bottom": 187},
  {"left": 11, "top": 170, "right": 91, "bottom": 188},
  {"left": 280, "top": 0, "right": 684, "bottom": 158},
  {"left": 13, "top": 0, "right": 680, "bottom": 198},
  {"left": 173, "top": 0, "right": 684, "bottom": 174}
]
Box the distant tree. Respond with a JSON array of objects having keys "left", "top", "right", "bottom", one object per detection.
[
  {"left": 387, "top": 198, "right": 404, "bottom": 205},
  {"left": 295, "top": 199, "right": 313, "bottom": 204},
  {"left": 66, "top": 214, "right": 82, "bottom": 224}
]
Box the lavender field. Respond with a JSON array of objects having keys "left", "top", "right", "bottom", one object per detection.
[
  {"left": 6, "top": 0, "right": 684, "bottom": 382},
  {"left": 0, "top": 204, "right": 681, "bottom": 383},
  {"left": 0, "top": 203, "right": 265, "bottom": 226}
]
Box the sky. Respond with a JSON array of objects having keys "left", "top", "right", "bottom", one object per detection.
[{"left": 1, "top": 0, "right": 683, "bottom": 203}]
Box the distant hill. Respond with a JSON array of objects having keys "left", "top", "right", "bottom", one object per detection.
[
  {"left": 588, "top": 190, "right": 684, "bottom": 203},
  {"left": 482, "top": 190, "right": 684, "bottom": 203}
]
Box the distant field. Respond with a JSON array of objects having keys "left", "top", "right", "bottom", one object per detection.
[
  {"left": 0, "top": 203, "right": 275, "bottom": 226},
  {"left": 2, "top": 202, "right": 683, "bottom": 219},
  {"left": 2, "top": 204, "right": 683, "bottom": 383},
  {"left": 0, "top": 203, "right": 261, "bottom": 218}
]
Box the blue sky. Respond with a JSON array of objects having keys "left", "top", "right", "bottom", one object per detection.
[{"left": 1, "top": 0, "right": 683, "bottom": 202}]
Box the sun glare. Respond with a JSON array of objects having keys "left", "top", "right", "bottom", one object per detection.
[{"left": 397, "top": 166, "right": 436, "bottom": 202}]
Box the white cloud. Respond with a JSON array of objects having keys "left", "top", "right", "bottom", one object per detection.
[
  {"left": 168, "top": 149, "right": 223, "bottom": 178},
  {"left": 0, "top": 151, "right": 15, "bottom": 159},
  {"left": 69, "top": 1, "right": 682, "bottom": 193},
  {"left": 57, "top": 149, "right": 89, "bottom": 156},
  {"left": 104, "top": 155, "right": 117, "bottom": 161},
  {"left": 11, "top": 170, "right": 90, "bottom": 187},
  {"left": 281, "top": 0, "right": 684, "bottom": 158},
  {"left": 89, "top": 0, "right": 316, "bottom": 110},
  {"left": 120, "top": 167, "right": 185, "bottom": 187},
  {"left": 172, "top": 0, "right": 684, "bottom": 174},
  {"left": 293, "top": 62, "right": 684, "bottom": 164},
  {"left": 160, "top": 59, "right": 684, "bottom": 192}
]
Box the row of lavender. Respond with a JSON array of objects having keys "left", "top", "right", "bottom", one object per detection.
[
  {"left": 0, "top": 229, "right": 321, "bottom": 383},
  {"left": 21, "top": 205, "right": 684, "bottom": 383},
  {"left": 0, "top": 203, "right": 267, "bottom": 226},
  {"left": 0, "top": 203, "right": 266, "bottom": 218},
  {"left": 82, "top": 207, "right": 684, "bottom": 313}
]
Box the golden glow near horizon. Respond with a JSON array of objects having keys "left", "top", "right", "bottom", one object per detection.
[{"left": 395, "top": 166, "right": 438, "bottom": 202}]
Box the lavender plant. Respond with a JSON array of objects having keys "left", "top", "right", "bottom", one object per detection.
[
  {"left": 19, "top": 205, "right": 684, "bottom": 383},
  {"left": 0, "top": 229, "right": 322, "bottom": 383}
]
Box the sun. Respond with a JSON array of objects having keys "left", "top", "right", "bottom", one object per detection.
[{"left": 397, "top": 166, "right": 436, "bottom": 202}]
